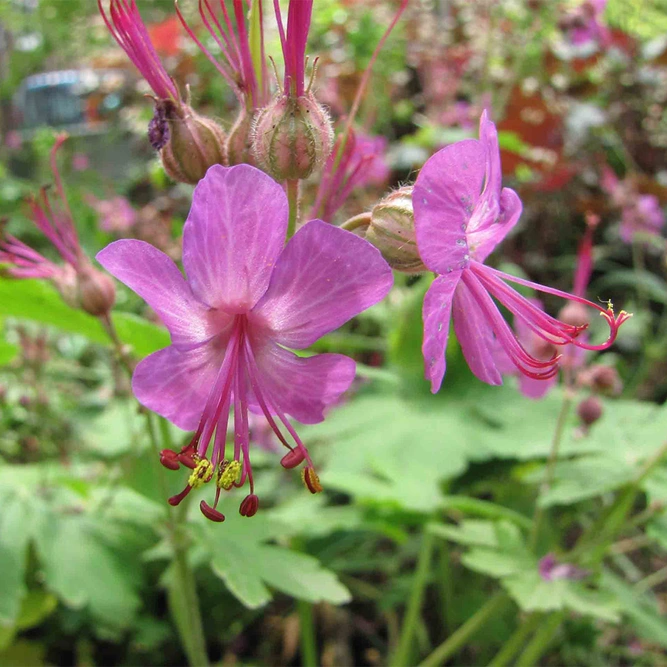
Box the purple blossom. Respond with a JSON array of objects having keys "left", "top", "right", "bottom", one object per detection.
[
  {"left": 566, "top": 0, "right": 610, "bottom": 47},
  {"left": 97, "top": 164, "right": 392, "bottom": 521},
  {"left": 412, "top": 112, "right": 630, "bottom": 393},
  {"left": 538, "top": 553, "right": 588, "bottom": 581},
  {"left": 99, "top": 0, "right": 178, "bottom": 102}
]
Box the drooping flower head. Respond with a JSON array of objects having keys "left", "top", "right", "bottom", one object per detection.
[
  {"left": 0, "top": 135, "right": 115, "bottom": 317},
  {"left": 99, "top": 0, "right": 179, "bottom": 105},
  {"left": 100, "top": 0, "right": 227, "bottom": 183},
  {"left": 311, "top": 128, "right": 390, "bottom": 222},
  {"left": 97, "top": 165, "right": 393, "bottom": 521},
  {"left": 412, "top": 112, "right": 631, "bottom": 393}
]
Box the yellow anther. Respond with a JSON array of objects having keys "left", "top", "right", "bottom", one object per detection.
[
  {"left": 217, "top": 460, "right": 242, "bottom": 490},
  {"left": 188, "top": 458, "right": 213, "bottom": 489},
  {"left": 301, "top": 466, "right": 323, "bottom": 494}
]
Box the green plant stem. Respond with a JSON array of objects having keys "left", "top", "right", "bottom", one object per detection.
[
  {"left": 146, "top": 413, "right": 210, "bottom": 667},
  {"left": 286, "top": 179, "right": 300, "bottom": 240},
  {"left": 436, "top": 542, "right": 455, "bottom": 637},
  {"left": 340, "top": 211, "right": 372, "bottom": 232},
  {"left": 635, "top": 563, "right": 667, "bottom": 594},
  {"left": 298, "top": 600, "right": 318, "bottom": 667},
  {"left": 515, "top": 612, "right": 563, "bottom": 667},
  {"left": 489, "top": 613, "right": 542, "bottom": 667},
  {"left": 530, "top": 391, "right": 574, "bottom": 550},
  {"left": 391, "top": 531, "right": 435, "bottom": 667},
  {"left": 417, "top": 592, "right": 509, "bottom": 667}
]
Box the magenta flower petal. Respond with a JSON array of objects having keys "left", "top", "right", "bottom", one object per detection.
[
  {"left": 469, "top": 187, "right": 523, "bottom": 263},
  {"left": 254, "top": 344, "right": 355, "bottom": 424},
  {"left": 422, "top": 272, "right": 462, "bottom": 393},
  {"left": 452, "top": 281, "right": 502, "bottom": 385},
  {"left": 252, "top": 219, "right": 393, "bottom": 349},
  {"left": 96, "top": 239, "right": 221, "bottom": 349},
  {"left": 132, "top": 344, "right": 222, "bottom": 431},
  {"left": 182, "top": 165, "right": 288, "bottom": 311},
  {"left": 413, "top": 139, "right": 484, "bottom": 274}
]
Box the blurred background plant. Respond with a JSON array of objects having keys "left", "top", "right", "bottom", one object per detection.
[{"left": 1, "top": 0, "right": 667, "bottom": 665}]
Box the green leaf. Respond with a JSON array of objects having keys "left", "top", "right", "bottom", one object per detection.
[
  {"left": 35, "top": 514, "right": 141, "bottom": 629},
  {"left": 80, "top": 400, "right": 145, "bottom": 458},
  {"left": 15, "top": 590, "right": 58, "bottom": 631},
  {"left": 0, "top": 493, "right": 34, "bottom": 624},
  {"left": 204, "top": 498, "right": 350, "bottom": 609},
  {"left": 0, "top": 278, "right": 169, "bottom": 358},
  {"left": 428, "top": 520, "right": 501, "bottom": 548}
]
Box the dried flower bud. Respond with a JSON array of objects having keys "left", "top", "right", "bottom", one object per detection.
[
  {"left": 558, "top": 302, "right": 590, "bottom": 328},
  {"left": 577, "top": 395, "right": 603, "bottom": 426},
  {"left": 578, "top": 364, "right": 623, "bottom": 396},
  {"left": 226, "top": 110, "right": 255, "bottom": 166},
  {"left": 78, "top": 267, "right": 116, "bottom": 317},
  {"left": 251, "top": 93, "right": 333, "bottom": 181},
  {"left": 364, "top": 187, "right": 427, "bottom": 273},
  {"left": 157, "top": 101, "right": 227, "bottom": 185}
]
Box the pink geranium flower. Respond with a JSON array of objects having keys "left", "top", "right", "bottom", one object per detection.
[
  {"left": 97, "top": 164, "right": 392, "bottom": 521},
  {"left": 412, "top": 112, "right": 630, "bottom": 393}
]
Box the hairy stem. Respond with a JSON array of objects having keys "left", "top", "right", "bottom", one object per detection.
[{"left": 298, "top": 600, "right": 318, "bottom": 667}]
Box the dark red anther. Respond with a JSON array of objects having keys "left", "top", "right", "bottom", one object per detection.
[
  {"left": 281, "top": 447, "right": 306, "bottom": 469},
  {"left": 168, "top": 485, "right": 192, "bottom": 506},
  {"left": 178, "top": 445, "right": 198, "bottom": 469},
  {"left": 200, "top": 500, "right": 226, "bottom": 522},
  {"left": 239, "top": 494, "right": 259, "bottom": 517},
  {"left": 160, "top": 449, "right": 180, "bottom": 471}
]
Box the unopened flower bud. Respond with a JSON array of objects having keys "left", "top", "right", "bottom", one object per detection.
[
  {"left": 52, "top": 264, "right": 80, "bottom": 310},
  {"left": 226, "top": 110, "right": 255, "bottom": 166},
  {"left": 558, "top": 302, "right": 589, "bottom": 328},
  {"left": 78, "top": 267, "right": 116, "bottom": 317},
  {"left": 578, "top": 364, "right": 622, "bottom": 396},
  {"left": 577, "top": 395, "right": 603, "bottom": 426},
  {"left": 156, "top": 101, "right": 227, "bottom": 185},
  {"left": 251, "top": 93, "right": 333, "bottom": 181},
  {"left": 365, "top": 187, "right": 427, "bottom": 273}
]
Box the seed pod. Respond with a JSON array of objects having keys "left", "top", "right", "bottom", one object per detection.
[
  {"left": 156, "top": 101, "right": 227, "bottom": 185},
  {"left": 78, "top": 267, "right": 116, "bottom": 317},
  {"left": 577, "top": 395, "right": 603, "bottom": 426},
  {"left": 251, "top": 93, "right": 333, "bottom": 181},
  {"left": 226, "top": 109, "right": 255, "bottom": 166}
]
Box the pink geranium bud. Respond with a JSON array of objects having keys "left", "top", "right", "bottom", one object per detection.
[
  {"left": 578, "top": 364, "right": 622, "bottom": 396},
  {"left": 77, "top": 266, "right": 117, "bottom": 317},
  {"left": 226, "top": 110, "right": 255, "bottom": 167},
  {"left": 157, "top": 101, "right": 227, "bottom": 185},
  {"left": 251, "top": 92, "right": 333, "bottom": 181},
  {"left": 577, "top": 395, "right": 603, "bottom": 426},
  {"left": 558, "top": 302, "right": 590, "bottom": 327},
  {"left": 365, "top": 187, "right": 427, "bottom": 273}
]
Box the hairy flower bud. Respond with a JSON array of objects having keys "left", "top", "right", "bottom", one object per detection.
[
  {"left": 156, "top": 101, "right": 227, "bottom": 185},
  {"left": 226, "top": 110, "right": 255, "bottom": 166},
  {"left": 251, "top": 93, "right": 333, "bottom": 181},
  {"left": 78, "top": 267, "right": 116, "bottom": 317},
  {"left": 577, "top": 395, "right": 603, "bottom": 426},
  {"left": 365, "top": 187, "right": 427, "bottom": 273}
]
